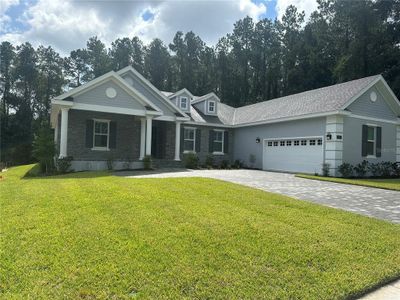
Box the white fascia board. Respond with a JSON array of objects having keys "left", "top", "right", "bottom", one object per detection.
[
  {"left": 117, "top": 66, "right": 189, "bottom": 118},
  {"left": 169, "top": 88, "right": 194, "bottom": 99},
  {"left": 51, "top": 99, "right": 73, "bottom": 107},
  {"left": 72, "top": 103, "right": 148, "bottom": 116},
  {"left": 347, "top": 113, "right": 400, "bottom": 125},
  {"left": 184, "top": 121, "right": 233, "bottom": 128},
  {"left": 191, "top": 92, "right": 221, "bottom": 104},
  {"left": 233, "top": 111, "right": 349, "bottom": 128}
]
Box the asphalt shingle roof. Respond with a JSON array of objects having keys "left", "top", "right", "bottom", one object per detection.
[{"left": 233, "top": 75, "right": 380, "bottom": 125}]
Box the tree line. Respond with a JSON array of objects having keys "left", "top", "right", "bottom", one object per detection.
[{"left": 1, "top": 0, "right": 399, "bottom": 165}]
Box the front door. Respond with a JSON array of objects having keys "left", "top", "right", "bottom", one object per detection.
[{"left": 151, "top": 122, "right": 167, "bottom": 159}]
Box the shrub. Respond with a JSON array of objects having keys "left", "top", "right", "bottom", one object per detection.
[
  {"left": 184, "top": 153, "right": 199, "bottom": 169},
  {"left": 232, "top": 159, "right": 242, "bottom": 169},
  {"left": 205, "top": 154, "right": 214, "bottom": 168},
  {"left": 322, "top": 163, "right": 330, "bottom": 177},
  {"left": 32, "top": 125, "right": 56, "bottom": 174},
  {"left": 338, "top": 163, "right": 354, "bottom": 178},
  {"left": 220, "top": 160, "right": 230, "bottom": 169},
  {"left": 379, "top": 161, "right": 393, "bottom": 177},
  {"left": 368, "top": 163, "right": 382, "bottom": 177},
  {"left": 354, "top": 160, "right": 369, "bottom": 178},
  {"left": 393, "top": 162, "right": 400, "bottom": 177},
  {"left": 56, "top": 156, "right": 73, "bottom": 174},
  {"left": 143, "top": 155, "right": 152, "bottom": 170}
]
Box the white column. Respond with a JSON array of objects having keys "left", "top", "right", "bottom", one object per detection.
[
  {"left": 59, "top": 107, "right": 69, "bottom": 158},
  {"left": 54, "top": 117, "right": 58, "bottom": 143},
  {"left": 145, "top": 116, "right": 152, "bottom": 156},
  {"left": 139, "top": 118, "right": 146, "bottom": 160},
  {"left": 174, "top": 122, "right": 181, "bottom": 161},
  {"left": 324, "top": 115, "right": 344, "bottom": 176}
]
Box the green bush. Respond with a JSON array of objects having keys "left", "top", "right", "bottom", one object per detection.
[
  {"left": 368, "top": 163, "right": 382, "bottom": 177},
  {"left": 322, "top": 163, "right": 330, "bottom": 177},
  {"left": 220, "top": 160, "right": 230, "bottom": 169},
  {"left": 143, "top": 155, "right": 152, "bottom": 170},
  {"left": 338, "top": 163, "right": 353, "bottom": 178},
  {"left": 32, "top": 125, "right": 56, "bottom": 174},
  {"left": 232, "top": 159, "right": 242, "bottom": 169},
  {"left": 354, "top": 160, "right": 369, "bottom": 178},
  {"left": 205, "top": 154, "right": 214, "bottom": 168},
  {"left": 184, "top": 153, "right": 199, "bottom": 169},
  {"left": 56, "top": 156, "right": 73, "bottom": 174}
]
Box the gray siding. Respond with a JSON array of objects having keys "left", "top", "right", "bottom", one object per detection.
[
  {"left": 233, "top": 118, "right": 326, "bottom": 169},
  {"left": 67, "top": 109, "right": 141, "bottom": 161},
  {"left": 170, "top": 91, "right": 192, "bottom": 113},
  {"left": 122, "top": 74, "right": 176, "bottom": 117},
  {"left": 347, "top": 86, "right": 397, "bottom": 120},
  {"left": 342, "top": 116, "right": 397, "bottom": 165},
  {"left": 193, "top": 95, "right": 219, "bottom": 116},
  {"left": 73, "top": 80, "right": 144, "bottom": 111},
  {"left": 181, "top": 124, "right": 233, "bottom": 165}
]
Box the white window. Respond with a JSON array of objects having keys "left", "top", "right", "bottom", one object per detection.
[
  {"left": 273, "top": 141, "right": 278, "bottom": 147},
  {"left": 213, "top": 130, "right": 224, "bottom": 153},
  {"left": 301, "top": 140, "right": 307, "bottom": 146},
  {"left": 180, "top": 97, "right": 188, "bottom": 110},
  {"left": 309, "top": 139, "right": 316, "bottom": 146},
  {"left": 93, "top": 120, "right": 109, "bottom": 149},
  {"left": 208, "top": 101, "right": 216, "bottom": 113},
  {"left": 294, "top": 140, "right": 300, "bottom": 146},
  {"left": 280, "top": 141, "right": 285, "bottom": 146},
  {"left": 184, "top": 127, "right": 196, "bottom": 152},
  {"left": 317, "top": 139, "right": 323, "bottom": 146},
  {"left": 367, "top": 126, "right": 376, "bottom": 156},
  {"left": 267, "top": 141, "right": 272, "bottom": 147},
  {"left": 286, "top": 141, "right": 292, "bottom": 146}
]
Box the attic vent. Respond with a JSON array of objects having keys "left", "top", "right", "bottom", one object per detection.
[
  {"left": 370, "top": 91, "right": 377, "bottom": 102},
  {"left": 106, "top": 87, "right": 117, "bottom": 98}
]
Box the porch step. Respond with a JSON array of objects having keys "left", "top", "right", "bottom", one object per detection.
[{"left": 152, "top": 159, "right": 184, "bottom": 169}]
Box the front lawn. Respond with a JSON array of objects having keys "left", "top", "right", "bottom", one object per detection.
[
  {"left": 1, "top": 165, "right": 400, "bottom": 299},
  {"left": 296, "top": 174, "right": 400, "bottom": 191}
]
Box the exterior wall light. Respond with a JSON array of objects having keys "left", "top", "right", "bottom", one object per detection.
[
  {"left": 326, "top": 133, "right": 332, "bottom": 140},
  {"left": 256, "top": 137, "right": 261, "bottom": 143}
]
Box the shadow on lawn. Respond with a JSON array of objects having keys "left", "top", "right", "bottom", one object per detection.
[
  {"left": 113, "top": 168, "right": 190, "bottom": 177},
  {"left": 22, "top": 165, "right": 111, "bottom": 180}
]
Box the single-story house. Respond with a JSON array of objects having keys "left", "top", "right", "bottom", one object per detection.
[{"left": 50, "top": 66, "right": 400, "bottom": 176}]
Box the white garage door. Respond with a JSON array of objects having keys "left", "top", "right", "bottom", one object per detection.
[{"left": 263, "top": 137, "right": 324, "bottom": 174}]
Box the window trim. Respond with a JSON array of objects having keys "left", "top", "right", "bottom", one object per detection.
[
  {"left": 92, "top": 119, "right": 110, "bottom": 151},
  {"left": 180, "top": 96, "right": 188, "bottom": 110},
  {"left": 183, "top": 127, "right": 196, "bottom": 153},
  {"left": 212, "top": 129, "right": 224, "bottom": 154},
  {"left": 366, "top": 125, "right": 377, "bottom": 158},
  {"left": 207, "top": 100, "right": 216, "bottom": 113}
]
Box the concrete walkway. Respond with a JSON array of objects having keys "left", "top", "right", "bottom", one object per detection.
[
  {"left": 360, "top": 279, "right": 400, "bottom": 300},
  {"left": 118, "top": 169, "right": 400, "bottom": 223}
]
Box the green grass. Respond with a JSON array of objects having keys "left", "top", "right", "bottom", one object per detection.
[
  {"left": 1, "top": 165, "right": 400, "bottom": 299},
  {"left": 296, "top": 174, "right": 400, "bottom": 191}
]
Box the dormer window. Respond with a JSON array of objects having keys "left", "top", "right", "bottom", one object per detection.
[
  {"left": 180, "top": 97, "right": 188, "bottom": 110},
  {"left": 207, "top": 101, "right": 216, "bottom": 113}
]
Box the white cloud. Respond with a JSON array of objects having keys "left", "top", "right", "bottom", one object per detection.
[
  {"left": 0, "top": 0, "right": 19, "bottom": 32},
  {"left": 0, "top": 0, "right": 267, "bottom": 56},
  {"left": 275, "top": 0, "right": 318, "bottom": 21}
]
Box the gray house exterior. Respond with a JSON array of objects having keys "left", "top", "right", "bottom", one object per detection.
[{"left": 51, "top": 66, "right": 400, "bottom": 176}]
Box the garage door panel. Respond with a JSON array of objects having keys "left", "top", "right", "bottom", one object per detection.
[{"left": 263, "top": 138, "right": 323, "bottom": 174}]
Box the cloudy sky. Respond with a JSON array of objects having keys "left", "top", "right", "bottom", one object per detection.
[{"left": 0, "top": 0, "right": 318, "bottom": 55}]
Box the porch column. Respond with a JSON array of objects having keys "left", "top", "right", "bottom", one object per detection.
[
  {"left": 59, "top": 107, "right": 69, "bottom": 158},
  {"left": 54, "top": 116, "right": 58, "bottom": 144},
  {"left": 139, "top": 118, "right": 146, "bottom": 160},
  {"left": 145, "top": 115, "right": 152, "bottom": 156},
  {"left": 174, "top": 122, "right": 181, "bottom": 161}
]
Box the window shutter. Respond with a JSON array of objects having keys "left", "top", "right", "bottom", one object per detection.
[
  {"left": 85, "top": 120, "right": 94, "bottom": 148},
  {"left": 195, "top": 129, "right": 201, "bottom": 153},
  {"left": 180, "top": 127, "right": 184, "bottom": 153},
  {"left": 376, "top": 127, "right": 382, "bottom": 157},
  {"left": 224, "top": 131, "right": 229, "bottom": 154},
  {"left": 209, "top": 130, "right": 214, "bottom": 153},
  {"left": 361, "top": 125, "right": 368, "bottom": 157},
  {"left": 109, "top": 121, "right": 117, "bottom": 149}
]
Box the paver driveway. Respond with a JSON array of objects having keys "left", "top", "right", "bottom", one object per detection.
[{"left": 119, "top": 169, "right": 400, "bottom": 223}]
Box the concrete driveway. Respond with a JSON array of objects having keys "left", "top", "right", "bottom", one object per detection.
[{"left": 118, "top": 169, "right": 400, "bottom": 223}]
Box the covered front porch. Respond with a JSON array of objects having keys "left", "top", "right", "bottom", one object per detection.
[{"left": 52, "top": 103, "right": 186, "bottom": 171}]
